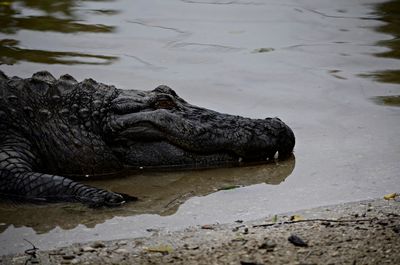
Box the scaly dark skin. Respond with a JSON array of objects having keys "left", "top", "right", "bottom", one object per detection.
[{"left": 0, "top": 70, "right": 295, "bottom": 207}]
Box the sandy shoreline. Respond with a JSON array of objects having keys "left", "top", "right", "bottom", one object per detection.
[{"left": 2, "top": 197, "right": 399, "bottom": 265}]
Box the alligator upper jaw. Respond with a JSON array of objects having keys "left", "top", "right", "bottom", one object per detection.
[
  {"left": 111, "top": 125, "right": 283, "bottom": 170},
  {"left": 111, "top": 129, "right": 243, "bottom": 169}
]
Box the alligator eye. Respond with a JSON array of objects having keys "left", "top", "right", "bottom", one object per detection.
[{"left": 153, "top": 96, "right": 176, "bottom": 109}]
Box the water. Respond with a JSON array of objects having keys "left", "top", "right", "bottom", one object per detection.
[{"left": 0, "top": 0, "right": 399, "bottom": 255}]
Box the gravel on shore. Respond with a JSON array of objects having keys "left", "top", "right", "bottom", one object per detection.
[{"left": 2, "top": 197, "right": 400, "bottom": 265}]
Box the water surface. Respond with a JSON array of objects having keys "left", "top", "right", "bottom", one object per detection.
[{"left": 1, "top": 0, "right": 399, "bottom": 255}]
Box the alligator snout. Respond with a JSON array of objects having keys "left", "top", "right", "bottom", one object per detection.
[{"left": 268, "top": 117, "right": 295, "bottom": 159}]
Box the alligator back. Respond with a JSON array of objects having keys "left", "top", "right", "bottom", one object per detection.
[{"left": 0, "top": 71, "right": 122, "bottom": 176}]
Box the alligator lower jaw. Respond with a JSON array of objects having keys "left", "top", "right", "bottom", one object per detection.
[{"left": 112, "top": 140, "right": 275, "bottom": 171}]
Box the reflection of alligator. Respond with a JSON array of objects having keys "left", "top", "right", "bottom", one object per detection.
[
  {"left": 0, "top": 157, "right": 295, "bottom": 233},
  {"left": 0, "top": 71, "right": 295, "bottom": 206}
]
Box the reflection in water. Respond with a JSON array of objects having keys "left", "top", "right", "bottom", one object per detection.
[
  {"left": 0, "top": 0, "right": 118, "bottom": 65},
  {"left": 365, "top": 1, "right": 400, "bottom": 106},
  {"left": 362, "top": 70, "right": 400, "bottom": 84},
  {"left": 0, "top": 157, "right": 295, "bottom": 234},
  {"left": 373, "top": 95, "right": 400, "bottom": 107},
  {"left": 374, "top": 1, "right": 400, "bottom": 61},
  {"left": 0, "top": 39, "right": 117, "bottom": 65}
]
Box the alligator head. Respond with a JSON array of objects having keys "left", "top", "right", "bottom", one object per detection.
[{"left": 107, "top": 85, "right": 295, "bottom": 169}]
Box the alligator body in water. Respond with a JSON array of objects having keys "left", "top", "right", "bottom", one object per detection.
[{"left": 0, "top": 71, "right": 295, "bottom": 206}]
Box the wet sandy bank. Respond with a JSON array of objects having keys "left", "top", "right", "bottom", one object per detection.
[{"left": 3, "top": 197, "right": 399, "bottom": 265}]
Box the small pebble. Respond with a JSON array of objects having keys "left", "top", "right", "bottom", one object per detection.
[
  {"left": 288, "top": 234, "right": 308, "bottom": 247},
  {"left": 71, "top": 259, "right": 80, "bottom": 265},
  {"left": 240, "top": 258, "right": 262, "bottom": 265},
  {"left": 377, "top": 220, "right": 388, "bottom": 226},
  {"left": 62, "top": 255, "right": 76, "bottom": 260},
  {"left": 331, "top": 251, "right": 339, "bottom": 257},
  {"left": 90, "top": 241, "right": 105, "bottom": 248},
  {"left": 72, "top": 248, "right": 81, "bottom": 254},
  {"left": 201, "top": 224, "right": 215, "bottom": 230},
  {"left": 259, "top": 239, "right": 276, "bottom": 250},
  {"left": 114, "top": 248, "right": 129, "bottom": 254},
  {"left": 183, "top": 244, "right": 199, "bottom": 250},
  {"left": 117, "top": 240, "right": 128, "bottom": 246},
  {"left": 82, "top": 246, "right": 96, "bottom": 252}
]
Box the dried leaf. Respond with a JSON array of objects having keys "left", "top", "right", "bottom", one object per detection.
[
  {"left": 201, "top": 224, "right": 215, "bottom": 230},
  {"left": 384, "top": 193, "right": 398, "bottom": 200},
  {"left": 145, "top": 245, "right": 173, "bottom": 255},
  {"left": 290, "top": 215, "right": 304, "bottom": 222}
]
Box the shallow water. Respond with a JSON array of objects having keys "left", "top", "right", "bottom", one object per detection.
[{"left": 1, "top": 0, "right": 399, "bottom": 255}]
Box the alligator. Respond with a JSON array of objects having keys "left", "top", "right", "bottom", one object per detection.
[{"left": 0, "top": 70, "right": 295, "bottom": 207}]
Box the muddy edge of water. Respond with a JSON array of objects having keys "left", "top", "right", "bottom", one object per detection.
[{"left": 3, "top": 197, "right": 400, "bottom": 264}]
